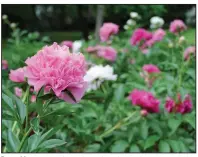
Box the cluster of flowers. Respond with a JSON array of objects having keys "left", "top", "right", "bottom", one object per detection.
[
  {"left": 124, "top": 12, "right": 141, "bottom": 30},
  {"left": 128, "top": 89, "right": 193, "bottom": 116},
  {"left": 2, "top": 16, "right": 195, "bottom": 117}
]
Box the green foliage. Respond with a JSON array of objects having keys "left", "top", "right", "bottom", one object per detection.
[{"left": 2, "top": 11, "right": 195, "bottom": 153}]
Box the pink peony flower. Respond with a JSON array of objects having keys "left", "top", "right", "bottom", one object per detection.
[
  {"left": 9, "top": 67, "right": 26, "bottom": 83},
  {"left": 128, "top": 89, "right": 160, "bottom": 113},
  {"left": 60, "top": 41, "right": 73, "bottom": 49},
  {"left": 142, "top": 64, "right": 160, "bottom": 73},
  {"left": 31, "top": 95, "right": 37, "bottom": 103},
  {"left": 97, "top": 46, "right": 117, "bottom": 61},
  {"left": 24, "top": 42, "right": 87, "bottom": 104},
  {"left": 145, "top": 28, "right": 166, "bottom": 47},
  {"left": 14, "top": 87, "right": 23, "bottom": 98},
  {"left": 130, "top": 28, "right": 152, "bottom": 46},
  {"left": 165, "top": 94, "right": 193, "bottom": 114},
  {"left": 169, "top": 19, "right": 187, "bottom": 34},
  {"left": 184, "top": 46, "right": 196, "bottom": 60},
  {"left": 2, "top": 60, "right": 8, "bottom": 70},
  {"left": 165, "top": 97, "right": 175, "bottom": 113},
  {"left": 99, "top": 22, "right": 119, "bottom": 42}
]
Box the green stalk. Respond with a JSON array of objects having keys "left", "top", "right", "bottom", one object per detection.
[
  {"left": 17, "top": 127, "right": 32, "bottom": 152},
  {"left": 24, "top": 86, "right": 30, "bottom": 132},
  {"left": 100, "top": 111, "right": 139, "bottom": 138}
]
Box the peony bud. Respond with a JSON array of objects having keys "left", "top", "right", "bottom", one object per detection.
[
  {"left": 140, "top": 109, "right": 148, "bottom": 116},
  {"left": 2, "top": 14, "right": 8, "bottom": 20},
  {"left": 10, "top": 23, "right": 17, "bottom": 29}
]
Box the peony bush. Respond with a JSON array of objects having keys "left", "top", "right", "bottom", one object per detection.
[{"left": 2, "top": 13, "right": 195, "bottom": 153}]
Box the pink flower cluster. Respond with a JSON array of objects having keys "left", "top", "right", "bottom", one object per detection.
[
  {"left": 130, "top": 28, "right": 152, "bottom": 46},
  {"left": 60, "top": 41, "right": 73, "bottom": 49},
  {"left": 128, "top": 89, "right": 160, "bottom": 113},
  {"left": 145, "top": 29, "right": 166, "bottom": 47},
  {"left": 165, "top": 94, "right": 192, "bottom": 114},
  {"left": 87, "top": 46, "right": 117, "bottom": 61},
  {"left": 184, "top": 46, "right": 196, "bottom": 60},
  {"left": 140, "top": 64, "right": 161, "bottom": 88},
  {"left": 100, "top": 23, "right": 119, "bottom": 42},
  {"left": 169, "top": 19, "right": 187, "bottom": 34},
  {"left": 2, "top": 60, "right": 8, "bottom": 70},
  {"left": 9, "top": 42, "right": 87, "bottom": 104},
  {"left": 130, "top": 28, "right": 166, "bottom": 53}
]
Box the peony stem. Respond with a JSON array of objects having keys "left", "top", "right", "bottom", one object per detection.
[
  {"left": 99, "top": 111, "right": 139, "bottom": 138},
  {"left": 17, "top": 127, "right": 32, "bottom": 152},
  {"left": 24, "top": 86, "right": 30, "bottom": 133}
]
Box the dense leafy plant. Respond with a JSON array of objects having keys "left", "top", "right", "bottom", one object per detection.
[{"left": 2, "top": 13, "right": 195, "bottom": 153}]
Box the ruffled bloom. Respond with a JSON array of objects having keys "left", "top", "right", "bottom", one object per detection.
[
  {"left": 184, "top": 46, "right": 196, "bottom": 60},
  {"left": 24, "top": 42, "right": 87, "bottom": 104},
  {"left": 2, "top": 60, "right": 8, "bottom": 70},
  {"left": 14, "top": 87, "right": 23, "bottom": 98},
  {"left": 61, "top": 41, "right": 73, "bottom": 49},
  {"left": 145, "top": 29, "right": 166, "bottom": 47},
  {"left": 84, "top": 65, "right": 117, "bottom": 92},
  {"left": 150, "top": 16, "right": 164, "bottom": 29},
  {"left": 130, "top": 28, "right": 152, "bottom": 46},
  {"left": 142, "top": 64, "right": 161, "bottom": 73},
  {"left": 165, "top": 94, "right": 193, "bottom": 114},
  {"left": 169, "top": 19, "right": 187, "bottom": 34},
  {"left": 141, "top": 64, "right": 161, "bottom": 88},
  {"left": 128, "top": 89, "right": 160, "bottom": 113},
  {"left": 97, "top": 46, "right": 117, "bottom": 61},
  {"left": 9, "top": 67, "right": 26, "bottom": 83},
  {"left": 99, "top": 23, "right": 119, "bottom": 42}
]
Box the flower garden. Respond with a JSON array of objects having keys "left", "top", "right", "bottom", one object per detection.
[{"left": 1, "top": 10, "right": 196, "bottom": 153}]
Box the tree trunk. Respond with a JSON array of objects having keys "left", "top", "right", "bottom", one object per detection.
[{"left": 95, "top": 5, "right": 105, "bottom": 41}]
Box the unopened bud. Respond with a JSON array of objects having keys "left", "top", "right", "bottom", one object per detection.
[{"left": 140, "top": 109, "right": 148, "bottom": 117}]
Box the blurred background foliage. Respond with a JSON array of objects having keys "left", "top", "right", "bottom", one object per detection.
[{"left": 2, "top": 4, "right": 195, "bottom": 42}]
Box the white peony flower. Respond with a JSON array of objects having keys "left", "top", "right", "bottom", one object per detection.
[
  {"left": 72, "top": 40, "right": 83, "bottom": 53},
  {"left": 10, "top": 23, "right": 17, "bottom": 29},
  {"left": 127, "top": 19, "right": 136, "bottom": 26},
  {"left": 84, "top": 65, "right": 117, "bottom": 92},
  {"left": 130, "top": 12, "right": 139, "bottom": 19},
  {"left": 150, "top": 16, "right": 164, "bottom": 29},
  {"left": 178, "top": 36, "right": 185, "bottom": 44}
]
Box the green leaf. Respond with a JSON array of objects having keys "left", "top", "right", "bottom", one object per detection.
[
  {"left": 2, "top": 113, "right": 15, "bottom": 121},
  {"left": 159, "top": 140, "right": 170, "bottom": 152},
  {"left": 183, "top": 113, "right": 195, "bottom": 129},
  {"left": 39, "top": 125, "right": 64, "bottom": 145},
  {"left": 12, "top": 95, "right": 26, "bottom": 123},
  {"left": 168, "top": 140, "right": 180, "bottom": 152},
  {"left": 129, "top": 144, "right": 140, "bottom": 152},
  {"left": 30, "top": 117, "right": 40, "bottom": 135},
  {"left": 144, "top": 135, "right": 159, "bottom": 150},
  {"left": 28, "top": 134, "right": 41, "bottom": 152},
  {"left": 85, "top": 144, "right": 101, "bottom": 152},
  {"left": 179, "top": 141, "right": 189, "bottom": 152},
  {"left": 168, "top": 118, "right": 181, "bottom": 135},
  {"left": 7, "top": 129, "right": 20, "bottom": 152},
  {"left": 111, "top": 140, "right": 128, "bottom": 152},
  {"left": 140, "top": 120, "right": 148, "bottom": 139},
  {"left": 38, "top": 139, "right": 66, "bottom": 149},
  {"left": 2, "top": 93, "right": 15, "bottom": 110},
  {"left": 113, "top": 84, "right": 125, "bottom": 103}
]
